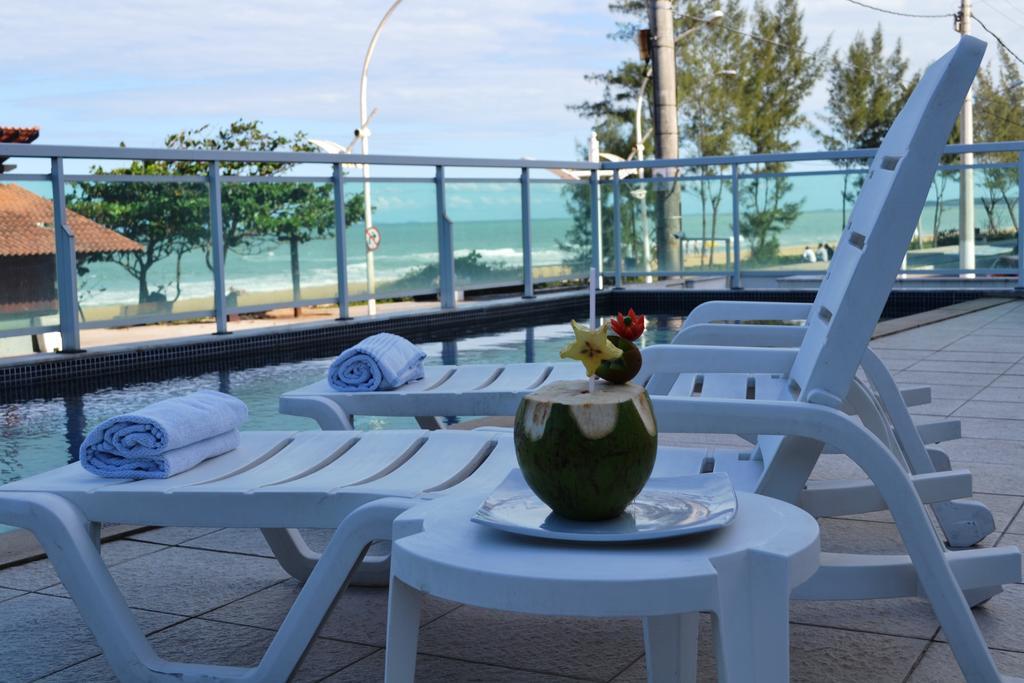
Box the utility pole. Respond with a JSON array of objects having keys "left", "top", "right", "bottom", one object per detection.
[
  {"left": 647, "top": 0, "right": 683, "bottom": 273},
  {"left": 956, "top": 0, "right": 975, "bottom": 277}
]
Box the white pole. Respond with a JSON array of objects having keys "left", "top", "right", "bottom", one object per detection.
[
  {"left": 958, "top": 0, "right": 976, "bottom": 278},
  {"left": 359, "top": 0, "right": 404, "bottom": 315},
  {"left": 636, "top": 69, "right": 653, "bottom": 284},
  {"left": 589, "top": 267, "right": 597, "bottom": 394}
]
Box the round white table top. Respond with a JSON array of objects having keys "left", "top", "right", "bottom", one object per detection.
[{"left": 391, "top": 490, "right": 820, "bottom": 618}]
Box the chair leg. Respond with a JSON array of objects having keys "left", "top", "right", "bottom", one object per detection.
[
  {"left": 643, "top": 613, "right": 698, "bottom": 683},
  {"left": 261, "top": 528, "right": 318, "bottom": 582},
  {"left": 385, "top": 576, "right": 422, "bottom": 683},
  {"left": 0, "top": 492, "right": 170, "bottom": 681}
]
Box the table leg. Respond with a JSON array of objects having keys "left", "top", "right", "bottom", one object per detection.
[
  {"left": 643, "top": 613, "right": 699, "bottom": 683},
  {"left": 385, "top": 576, "right": 422, "bottom": 682},
  {"left": 711, "top": 552, "right": 790, "bottom": 683}
]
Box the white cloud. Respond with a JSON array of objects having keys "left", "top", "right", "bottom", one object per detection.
[{"left": 6, "top": 0, "right": 1020, "bottom": 163}]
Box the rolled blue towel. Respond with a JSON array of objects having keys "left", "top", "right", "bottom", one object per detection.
[
  {"left": 328, "top": 333, "right": 426, "bottom": 392},
  {"left": 80, "top": 390, "right": 249, "bottom": 479}
]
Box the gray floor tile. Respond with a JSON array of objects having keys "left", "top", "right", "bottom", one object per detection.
[
  {"left": 991, "top": 375, "right": 1024, "bottom": 388},
  {"left": 955, "top": 462, "right": 1024, "bottom": 496},
  {"left": 0, "top": 586, "right": 24, "bottom": 603},
  {"left": 907, "top": 642, "right": 1024, "bottom": 682},
  {"left": 908, "top": 398, "right": 965, "bottom": 417},
  {"left": 818, "top": 518, "right": 906, "bottom": 555},
  {"left": 325, "top": 650, "right": 580, "bottom": 682},
  {"left": 905, "top": 383, "right": 984, "bottom": 400},
  {"left": 1005, "top": 363, "right": 1024, "bottom": 375},
  {"left": 941, "top": 438, "right": 1024, "bottom": 467},
  {"left": 613, "top": 622, "right": 927, "bottom": 683},
  {"left": 843, "top": 493, "right": 1022, "bottom": 539},
  {"left": 959, "top": 417, "right": 1024, "bottom": 442},
  {"left": 909, "top": 360, "right": 1016, "bottom": 375},
  {"left": 935, "top": 583, "right": 1024, "bottom": 652},
  {"left": 39, "top": 618, "right": 376, "bottom": 683},
  {"left": 925, "top": 351, "right": 1024, "bottom": 364},
  {"left": 206, "top": 582, "right": 459, "bottom": 647},
  {"left": 973, "top": 386, "right": 1024, "bottom": 403},
  {"left": 954, "top": 401, "right": 1024, "bottom": 420},
  {"left": 946, "top": 336, "right": 1024, "bottom": 353},
  {"left": 0, "top": 540, "right": 164, "bottom": 591},
  {"left": 182, "top": 528, "right": 275, "bottom": 557},
  {"left": 895, "top": 371, "right": 999, "bottom": 388},
  {"left": 129, "top": 526, "right": 218, "bottom": 546},
  {"left": 41, "top": 546, "right": 289, "bottom": 616},
  {"left": 0, "top": 593, "right": 181, "bottom": 681},
  {"left": 789, "top": 597, "right": 939, "bottom": 639},
  {"left": 416, "top": 605, "right": 644, "bottom": 680}
]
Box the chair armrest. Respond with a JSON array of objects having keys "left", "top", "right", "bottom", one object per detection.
[
  {"left": 639, "top": 345, "right": 797, "bottom": 377},
  {"left": 683, "top": 301, "right": 813, "bottom": 327},
  {"left": 673, "top": 323, "right": 807, "bottom": 348}
]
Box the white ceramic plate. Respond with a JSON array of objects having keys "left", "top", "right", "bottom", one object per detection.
[{"left": 472, "top": 470, "right": 737, "bottom": 542}]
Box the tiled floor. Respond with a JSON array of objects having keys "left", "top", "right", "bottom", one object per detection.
[{"left": 2, "top": 300, "right": 1024, "bottom": 681}]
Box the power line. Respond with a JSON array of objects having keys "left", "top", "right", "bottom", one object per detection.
[
  {"left": 841, "top": 0, "right": 954, "bottom": 19},
  {"left": 978, "top": 0, "right": 1024, "bottom": 31},
  {"left": 972, "top": 14, "right": 1024, "bottom": 68}
]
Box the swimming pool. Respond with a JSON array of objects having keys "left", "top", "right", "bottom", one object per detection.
[{"left": 0, "top": 316, "right": 685, "bottom": 490}]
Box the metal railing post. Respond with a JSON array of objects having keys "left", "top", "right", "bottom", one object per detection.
[
  {"left": 435, "top": 165, "right": 456, "bottom": 309},
  {"left": 51, "top": 157, "right": 81, "bottom": 352},
  {"left": 208, "top": 161, "right": 229, "bottom": 334},
  {"left": 589, "top": 169, "right": 602, "bottom": 287},
  {"left": 730, "top": 163, "right": 742, "bottom": 290},
  {"left": 612, "top": 168, "right": 623, "bottom": 289},
  {"left": 520, "top": 167, "right": 534, "bottom": 299},
  {"left": 1018, "top": 153, "right": 1024, "bottom": 290},
  {"left": 332, "top": 163, "right": 351, "bottom": 318}
]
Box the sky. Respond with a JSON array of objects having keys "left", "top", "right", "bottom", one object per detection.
[{"left": 5, "top": 0, "right": 1022, "bottom": 166}]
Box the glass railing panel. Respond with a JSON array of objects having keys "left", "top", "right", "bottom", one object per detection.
[
  {"left": 972, "top": 156, "right": 1019, "bottom": 276},
  {"left": 344, "top": 179, "right": 439, "bottom": 300},
  {"left": 529, "top": 179, "right": 591, "bottom": 284},
  {"left": 65, "top": 178, "right": 212, "bottom": 325},
  {"left": 734, "top": 166, "right": 848, "bottom": 277},
  {"left": 222, "top": 179, "right": 336, "bottom": 311},
  {"left": 0, "top": 181, "right": 61, "bottom": 350},
  {"left": 446, "top": 181, "right": 523, "bottom": 291}
]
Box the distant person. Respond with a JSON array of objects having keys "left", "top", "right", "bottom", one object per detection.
[
  {"left": 802, "top": 246, "right": 817, "bottom": 263},
  {"left": 825, "top": 243, "right": 835, "bottom": 259},
  {"left": 816, "top": 243, "right": 829, "bottom": 263}
]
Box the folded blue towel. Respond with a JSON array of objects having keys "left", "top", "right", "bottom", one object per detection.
[
  {"left": 328, "top": 333, "right": 426, "bottom": 392},
  {"left": 80, "top": 390, "right": 249, "bottom": 479}
]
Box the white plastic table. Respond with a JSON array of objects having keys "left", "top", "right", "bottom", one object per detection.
[{"left": 385, "top": 490, "right": 820, "bottom": 683}]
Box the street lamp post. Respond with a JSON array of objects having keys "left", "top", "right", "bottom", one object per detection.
[{"left": 358, "top": 0, "right": 404, "bottom": 315}]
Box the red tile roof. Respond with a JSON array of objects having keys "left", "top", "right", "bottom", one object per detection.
[
  {"left": 0, "top": 127, "right": 40, "bottom": 144},
  {"left": 0, "top": 184, "right": 144, "bottom": 256}
]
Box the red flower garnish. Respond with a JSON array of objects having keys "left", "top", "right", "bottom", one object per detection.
[{"left": 609, "top": 308, "right": 645, "bottom": 341}]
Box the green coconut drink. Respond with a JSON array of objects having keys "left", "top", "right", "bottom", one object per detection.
[{"left": 514, "top": 380, "right": 658, "bottom": 521}]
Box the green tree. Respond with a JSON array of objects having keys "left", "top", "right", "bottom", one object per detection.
[
  {"left": 974, "top": 47, "right": 1023, "bottom": 238},
  {"left": 816, "top": 25, "right": 912, "bottom": 228},
  {"left": 676, "top": 0, "right": 745, "bottom": 267},
  {"left": 70, "top": 120, "right": 364, "bottom": 307},
  {"left": 734, "top": 0, "right": 826, "bottom": 263}
]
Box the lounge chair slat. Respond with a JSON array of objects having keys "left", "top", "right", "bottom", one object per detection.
[
  {"left": 264, "top": 430, "right": 430, "bottom": 492},
  {"left": 428, "top": 365, "right": 504, "bottom": 393},
  {"left": 481, "top": 363, "right": 552, "bottom": 392},
  {"left": 188, "top": 431, "right": 364, "bottom": 490},
  {"left": 350, "top": 430, "right": 498, "bottom": 493},
  {"left": 698, "top": 374, "right": 750, "bottom": 399}
]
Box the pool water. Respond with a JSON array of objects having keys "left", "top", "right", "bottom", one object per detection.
[{"left": 0, "top": 316, "right": 685, "bottom": 489}]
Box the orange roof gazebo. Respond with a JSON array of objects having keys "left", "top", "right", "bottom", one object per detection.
[{"left": 0, "top": 184, "right": 143, "bottom": 257}]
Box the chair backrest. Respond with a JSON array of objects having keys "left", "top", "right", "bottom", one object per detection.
[{"left": 755, "top": 36, "right": 986, "bottom": 500}]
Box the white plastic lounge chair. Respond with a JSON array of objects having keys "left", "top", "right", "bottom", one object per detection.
[
  {"left": 0, "top": 37, "right": 1014, "bottom": 682},
  {"left": 279, "top": 38, "right": 987, "bottom": 550},
  {"left": 0, "top": 391, "right": 1019, "bottom": 680}
]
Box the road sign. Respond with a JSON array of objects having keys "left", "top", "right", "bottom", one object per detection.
[{"left": 365, "top": 226, "right": 381, "bottom": 252}]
